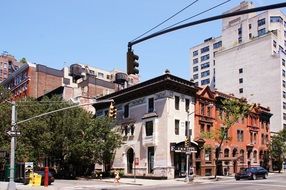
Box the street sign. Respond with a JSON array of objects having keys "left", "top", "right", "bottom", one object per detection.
[{"left": 7, "top": 131, "right": 20, "bottom": 137}]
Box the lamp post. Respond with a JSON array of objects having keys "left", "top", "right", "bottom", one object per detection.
[
  {"left": 6, "top": 99, "right": 113, "bottom": 190},
  {"left": 185, "top": 110, "right": 195, "bottom": 183}
]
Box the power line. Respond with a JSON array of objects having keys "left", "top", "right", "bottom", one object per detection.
[
  {"left": 128, "top": 2, "right": 286, "bottom": 48},
  {"left": 158, "top": 0, "right": 231, "bottom": 32},
  {"left": 130, "top": 0, "right": 199, "bottom": 42}
]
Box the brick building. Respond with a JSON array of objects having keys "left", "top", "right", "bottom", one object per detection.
[
  {"left": 95, "top": 73, "right": 271, "bottom": 178},
  {"left": 0, "top": 53, "right": 23, "bottom": 82},
  {"left": 194, "top": 86, "right": 271, "bottom": 176}
]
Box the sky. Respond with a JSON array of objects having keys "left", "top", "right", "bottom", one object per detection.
[{"left": 1, "top": 0, "right": 286, "bottom": 82}]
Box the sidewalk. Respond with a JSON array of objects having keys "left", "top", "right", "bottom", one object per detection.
[{"left": 0, "top": 175, "right": 235, "bottom": 190}]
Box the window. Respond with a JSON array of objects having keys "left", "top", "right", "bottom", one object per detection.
[
  {"left": 213, "top": 41, "right": 222, "bottom": 49},
  {"left": 205, "top": 148, "right": 212, "bottom": 161},
  {"left": 200, "top": 123, "right": 205, "bottom": 132},
  {"left": 283, "top": 80, "right": 286, "bottom": 88},
  {"left": 201, "top": 46, "right": 209, "bottom": 54},
  {"left": 283, "top": 102, "right": 286, "bottom": 109},
  {"left": 145, "top": 121, "right": 153, "bottom": 136},
  {"left": 239, "top": 88, "right": 243, "bottom": 93},
  {"left": 98, "top": 72, "right": 104, "bottom": 78},
  {"left": 270, "top": 16, "right": 283, "bottom": 23},
  {"left": 201, "top": 54, "right": 210, "bottom": 62},
  {"left": 283, "top": 69, "right": 285, "bottom": 77},
  {"left": 258, "top": 28, "right": 266, "bottom": 36},
  {"left": 193, "top": 74, "right": 198, "bottom": 80},
  {"left": 124, "top": 104, "right": 129, "bottom": 118},
  {"left": 175, "top": 119, "right": 180, "bottom": 135},
  {"left": 201, "top": 62, "right": 210, "bottom": 69},
  {"left": 206, "top": 124, "right": 211, "bottom": 132},
  {"left": 200, "top": 103, "right": 205, "bottom": 115},
  {"left": 201, "top": 70, "right": 210, "bottom": 78},
  {"left": 237, "top": 130, "right": 244, "bottom": 142},
  {"left": 253, "top": 150, "right": 258, "bottom": 163},
  {"left": 283, "top": 59, "right": 285, "bottom": 66},
  {"left": 284, "top": 113, "right": 286, "bottom": 120},
  {"left": 283, "top": 91, "right": 286, "bottom": 98},
  {"left": 249, "top": 24, "right": 252, "bottom": 29},
  {"left": 261, "top": 134, "right": 265, "bottom": 144},
  {"left": 193, "top": 66, "right": 198, "bottom": 72},
  {"left": 193, "top": 58, "right": 198, "bottom": 64},
  {"left": 185, "top": 98, "right": 190, "bottom": 112},
  {"left": 249, "top": 33, "right": 252, "bottom": 39},
  {"left": 193, "top": 50, "right": 198, "bottom": 56},
  {"left": 175, "top": 96, "right": 180, "bottom": 110},
  {"left": 273, "top": 40, "right": 277, "bottom": 48},
  {"left": 239, "top": 68, "right": 243, "bottom": 74},
  {"left": 201, "top": 78, "right": 210, "bottom": 85},
  {"left": 224, "top": 149, "right": 229, "bottom": 157},
  {"left": 254, "top": 133, "right": 257, "bottom": 144},
  {"left": 239, "top": 78, "right": 243, "bottom": 84},
  {"left": 240, "top": 149, "right": 245, "bottom": 163},
  {"left": 258, "top": 18, "right": 266, "bottom": 26},
  {"left": 207, "top": 106, "right": 211, "bottom": 117},
  {"left": 148, "top": 97, "right": 154, "bottom": 113}
]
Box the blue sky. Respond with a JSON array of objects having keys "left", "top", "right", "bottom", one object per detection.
[{"left": 1, "top": 0, "right": 285, "bottom": 81}]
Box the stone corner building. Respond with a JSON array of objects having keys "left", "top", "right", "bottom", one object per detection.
[{"left": 96, "top": 73, "right": 272, "bottom": 179}]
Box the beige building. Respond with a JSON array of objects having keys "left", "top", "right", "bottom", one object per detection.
[
  {"left": 96, "top": 73, "right": 198, "bottom": 179},
  {"left": 190, "top": 1, "right": 286, "bottom": 132}
]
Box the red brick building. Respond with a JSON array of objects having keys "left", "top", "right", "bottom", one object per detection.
[
  {"left": 0, "top": 53, "right": 23, "bottom": 82},
  {"left": 194, "top": 87, "right": 271, "bottom": 176}
]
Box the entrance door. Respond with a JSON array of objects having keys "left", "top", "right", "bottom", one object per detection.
[
  {"left": 127, "top": 148, "right": 134, "bottom": 174},
  {"left": 174, "top": 153, "right": 186, "bottom": 178}
]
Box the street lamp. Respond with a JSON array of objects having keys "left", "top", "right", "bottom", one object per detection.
[
  {"left": 6, "top": 98, "right": 113, "bottom": 190},
  {"left": 185, "top": 110, "right": 195, "bottom": 183}
]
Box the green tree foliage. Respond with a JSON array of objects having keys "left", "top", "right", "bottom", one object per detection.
[
  {"left": 202, "top": 98, "right": 251, "bottom": 178},
  {"left": 0, "top": 95, "right": 122, "bottom": 177},
  {"left": 19, "top": 58, "right": 27, "bottom": 64},
  {"left": 269, "top": 128, "right": 286, "bottom": 173}
]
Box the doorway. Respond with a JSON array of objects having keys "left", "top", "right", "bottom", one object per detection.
[
  {"left": 126, "top": 148, "right": 134, "bottom": 174},
  {"left": 174, "top": 152, "right": 186, "bottom": 178}
]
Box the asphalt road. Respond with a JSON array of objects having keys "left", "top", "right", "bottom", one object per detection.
[{"left": 120, "top": 173, "right": 286, "bottom": 190}]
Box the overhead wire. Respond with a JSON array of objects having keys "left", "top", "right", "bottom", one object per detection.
[
  {"left": 158, "top": 0, "right": 231, "bottom": 33},
  {"left": 130, "top": 0, "right": 200, "bottom": 42}
]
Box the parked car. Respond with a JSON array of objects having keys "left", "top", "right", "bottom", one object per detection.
[
  {"left": 36, "top": 171, "right": 55, "bottom": 185},
  {"left": 235, "top": 166, "right": 268, "bottom": 180}
]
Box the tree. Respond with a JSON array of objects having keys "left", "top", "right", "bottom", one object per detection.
[
  {"left": 202, "top": 98, "right": 251, "bottom": 179},
  {"left": 0, "top": 95, "right": 123, "bottom": 178},
  {"left": 269, "top": 128, "right": 286, "bottom": 173},
  {"left": 19, "top": 58, "right": 27, "bottom": 64}
]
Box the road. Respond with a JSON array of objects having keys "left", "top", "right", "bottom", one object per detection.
[{"left": 126, "top": 173, "right": 286, "bottom": 190}]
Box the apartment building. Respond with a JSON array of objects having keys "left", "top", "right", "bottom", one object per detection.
[
  {"left": 95, "top": 73, "right": 271, "bottom": 178},
  {"left": 195, "top": 87, "right": 271, "bottom": 176},
  {"left": 0, "top": 53, "right": 23, "bottom": 82},
  {"left": 1, "top": 61, "right": 139, "bottom": 113},
  {"left": 190, "top": 1, "right": 285, "bottom": 132}
]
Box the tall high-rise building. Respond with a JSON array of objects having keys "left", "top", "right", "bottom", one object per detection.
[{"left": 190, "top": 1, "right": 286, "bottom": 132}]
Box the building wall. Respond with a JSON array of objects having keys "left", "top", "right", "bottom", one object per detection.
[
  {"left": 216, "top": 33, "right": 283, "bottom": 132},
  {"left": 189, "top": 1, "right": 286, "bottom": 132},
  {"left": 0, "top": 54, "right": 22, "bottom": 82}
]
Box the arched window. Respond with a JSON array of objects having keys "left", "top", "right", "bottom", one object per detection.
[
  {"left": 240, "top": 149, "right": 245, "bottom": 163},
  {"left": 253, "top": 150, "right": 258, "bottom": 163}
]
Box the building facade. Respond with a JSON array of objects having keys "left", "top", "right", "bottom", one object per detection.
[
  {"left": 195, "top": 87, "right": 271, "bottom": 176},
  {"left": 0, "top": 53, "right": 22, "bottom": 82},
  {"left": 96, "top": 73, "right": 271, "bottom": 178},
  {"left": 190, "top": 1, "right": 286, "bottom": 132},
  {"left": 1, "top": 62, "right": 139, "bottom": 113}
]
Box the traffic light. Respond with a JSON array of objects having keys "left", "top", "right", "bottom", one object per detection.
[
  {"left": 127, "top": 49, "right": 139, "bottom": 75},
  {"left": 108, "top": 102, "right": 117, "bottom": 119},
  {"left": 185, "top": 136, "right": 190, "bottom": 147}
]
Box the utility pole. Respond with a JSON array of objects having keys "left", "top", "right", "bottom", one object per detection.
[{"left": 7, "top": 101, "right": 16, "bottom": 190}]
